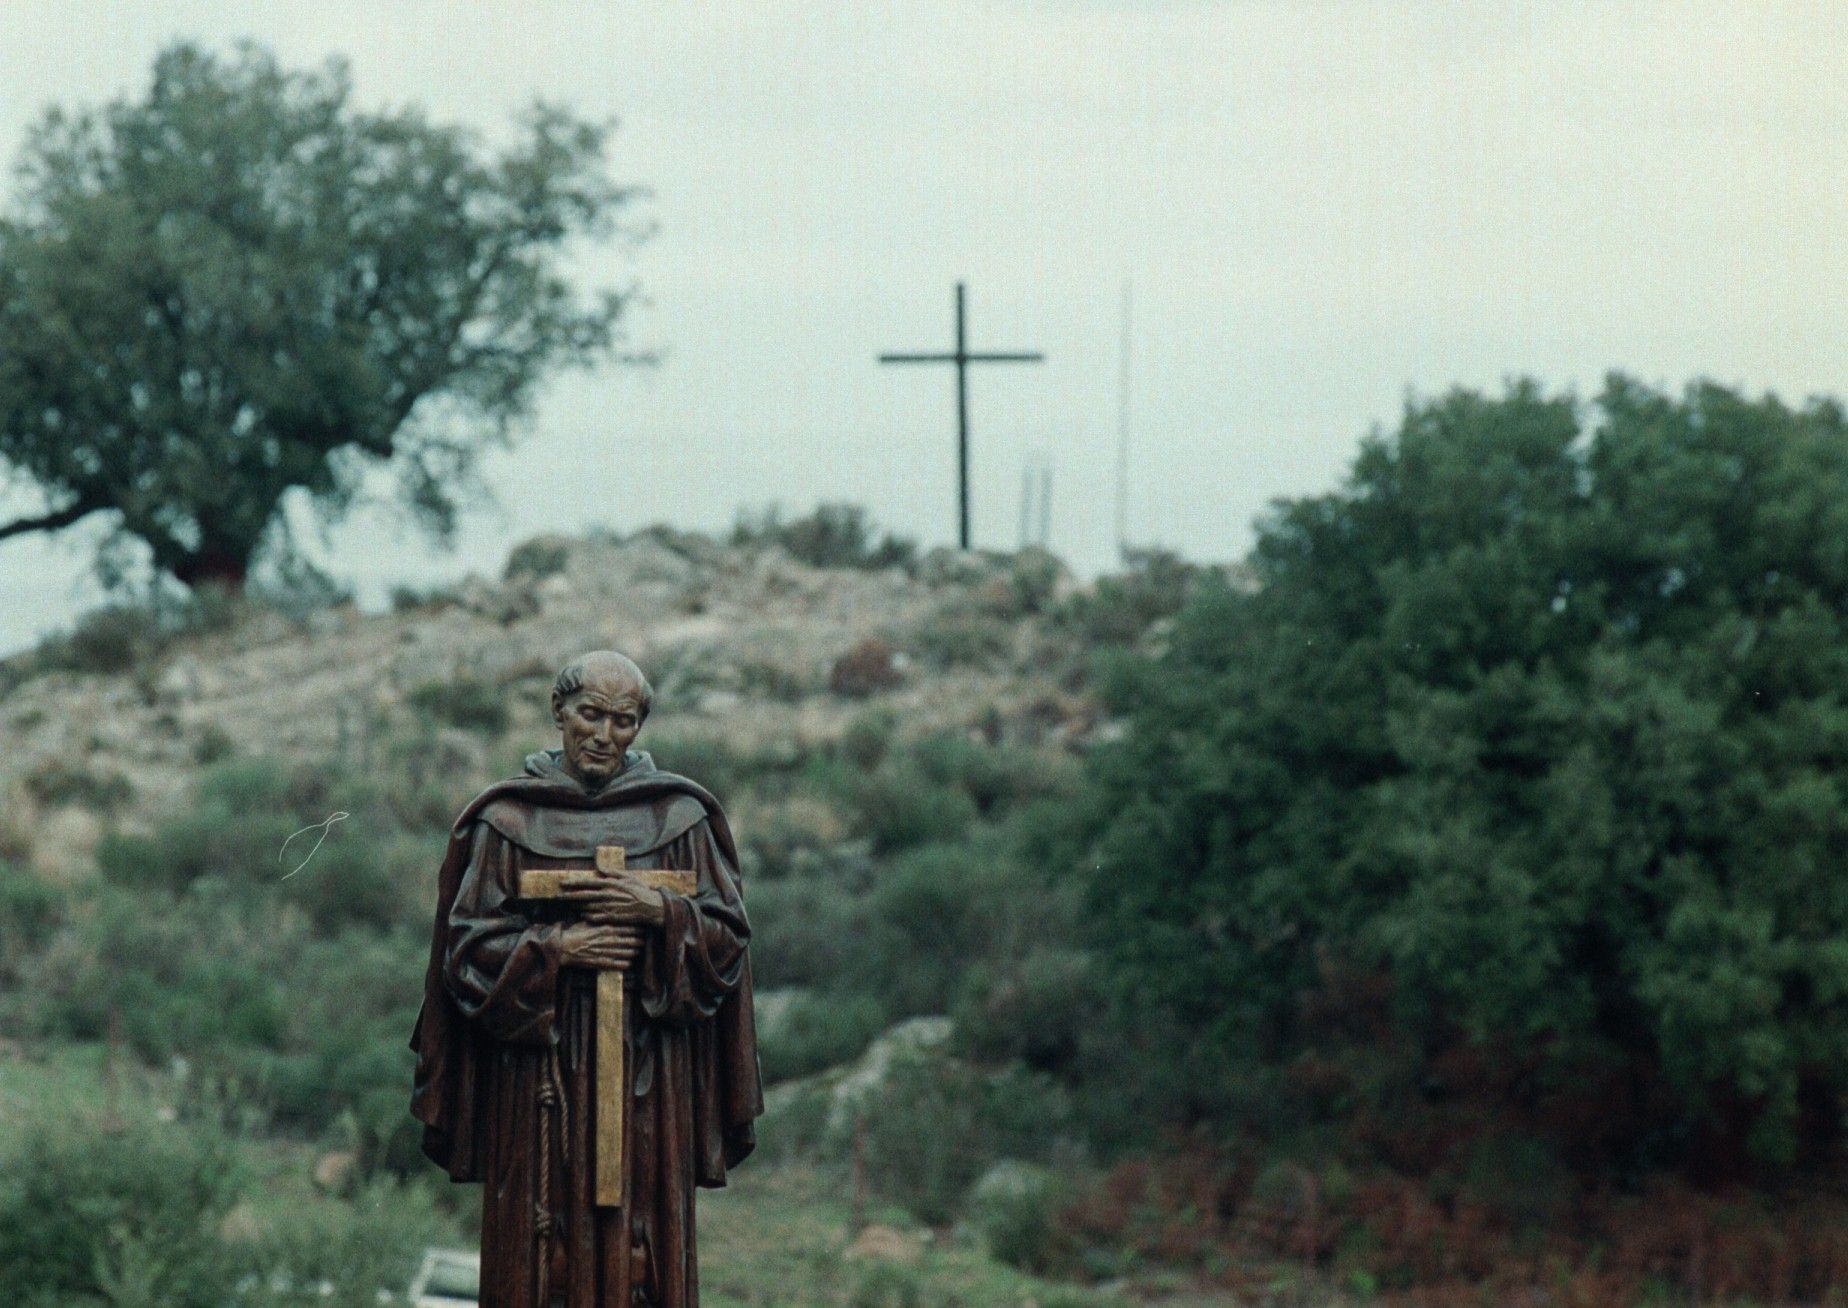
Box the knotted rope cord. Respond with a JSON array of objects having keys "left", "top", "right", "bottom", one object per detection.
[
  {"left": 533, "top": 1038, "right": 573, "bottom": 1306},
  {"left": 534, "top": 1057, "right": 555, "bottom": 1305}
]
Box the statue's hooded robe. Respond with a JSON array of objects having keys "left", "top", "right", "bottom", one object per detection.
[{"left": 410, "top": 749, "right": 762, "bottom": 1308}]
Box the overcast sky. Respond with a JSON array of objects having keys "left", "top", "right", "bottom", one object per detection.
[{"left": 2, "top": 2, "right": 1845, "bottom": 652}]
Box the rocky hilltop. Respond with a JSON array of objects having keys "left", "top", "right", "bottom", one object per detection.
[{"left": 0, "top": 528, "right": 1120, "bottom": 880}]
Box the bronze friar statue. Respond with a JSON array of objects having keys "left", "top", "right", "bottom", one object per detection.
[{"left": 411, "top": 650, "right": 762, "bottom": 1307}]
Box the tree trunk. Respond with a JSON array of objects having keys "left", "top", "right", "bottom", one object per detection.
[{"left": 172, "top": 545, "right": 249, "bottom": 591}]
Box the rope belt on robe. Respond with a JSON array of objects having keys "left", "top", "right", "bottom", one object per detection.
[{"left": 534, "top": 1042, "right": 572, "bottom": 1306}]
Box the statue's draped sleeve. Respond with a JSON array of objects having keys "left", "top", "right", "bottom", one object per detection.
[
  {"left": 443, "top": 823, "right": 564, "bottom": 1046},
  {"left": 635, "top": 816, "right": 750, "bottom": 1027}
]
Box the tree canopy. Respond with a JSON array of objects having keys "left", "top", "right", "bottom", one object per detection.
[
  {"left": 0, "top": 41, "right": 638, "bottom": 587},
  {"left": 1070, "top": 376, "right": 1848, "bottom": 1167}
]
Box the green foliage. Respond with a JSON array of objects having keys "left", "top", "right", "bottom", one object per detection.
[
  {"left": 16, "top": 586, "right": 237, "bottom": 682},
  {"left": 736, "top": 797, "right": 853, "bottom": 881},
  {"left": 982, "top": 548, "right": 1066, "bottom": 619},
  {"left": 35, "top": 753, "right": 438, "bottom": 1158},
  {"left": 503, "top": 537, "right": 572, "bottom": 581},
  {"left": 740, "top": 657, "right": 816, "bottom": 701},
  {"left": 24, "top": 759, "right": 133, "bottom": 812},
  {"left": 752, "top": 832, "right": 1062, "bottom": 1028},
  {"left": 914, "top": 607, "right": 1014, "bottom": 669},
  {"left": 826, "top": 761, "right": 980, "bottom": 856},
  {"left": 388, "top": 582, "right": 462, "bottom": 613},
  {"left": 0, "top": 41, "right": 636, "bottom": 588},
  {"left": 910, "top": 732, "right": 1069, "bottom": 816},
  {"left": 842, "top": 707, "right": 899, "bottom": 771},
  {"left": 645, "top": 732, "right": 798, "bottom": 801},
  {"left": 25, "top": 602, "right": 162, "bottom": 674},
  {"left": 861, "top": 1051, "right": 1074, "bottom": 1225},
  {"left": 761, "top": 990, "right": 889, "bottom": 1084},
  {"left": 753, "top": 1081, "right": 836, "bottom": 1166},
  {"left": 254, "top": 930, "right": 428, "bottom": 1161},
  {"left": 33, "top": 885, "right": 293, "bottom": 1055},
  {"left": 749, "top": 876, "right": 869, "bottom": 993},
  {"left": 855, "top": 843, "right": 994, "bottom": 1014},
  {"left": 954, "top": 947, "right": 1099, "bottom": 1076},
  {"left": 965, "top": 1163, "right": 1075, "bottom": 1275},
  {"left": 0, "top": 861, "right": 64, "bottom": 991},
  {"left": 239, "top": 1177, "right": 455, "bottom": 1308},
  {"left": 98, "top": 758, "right": 304, "bottom": 892},
  {"left": 1066, "top": 376, "right": 1848, "bottom": 1166},
  {"left": 732, "top": 503, "right": 917, "bottom": 571},
  {"left": 1051, "top": 548, "right": 1198, "bottom": 648},
  {"left": 28, "top": 873, "right": 429, "bottom": 1153},
  {"left": 406, "top": 676, "right": 510, "bottom": 735},
  {"left": 848, "top": 1261, "right": 926, "bottom": 1308},
  {"left": 0, "top": 1121, "right": 242, "bottom": 1308}
]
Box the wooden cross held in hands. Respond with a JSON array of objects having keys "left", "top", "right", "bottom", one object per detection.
[{"left": 519, "top": 845, "right": 697, "bottom": 1208}]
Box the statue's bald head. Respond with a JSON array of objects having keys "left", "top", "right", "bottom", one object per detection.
[
  {"left": 551, "top": 651, "right": 653, "bottom": 786},
  {"left": 552, "top": 650, "right": 653, "bottom": 721}
]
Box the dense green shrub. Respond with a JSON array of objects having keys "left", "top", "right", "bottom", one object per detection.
[
  {"left": 981, "top": 548, "right": 1065, "bottom": 619},
  {"left": 1064, "top": 377, "right": 1848, "bottom": 1167},
  {"left": 731, "top": 503, "right": 915, "bottom": 571},
  {"left": 257, "top": 931, "right": 426, "bottom": 1150},
  {"left": 240, "top": 1177, "right": 457, "bottom": 1308},
  {"left": 855, "top": 842, "right": 992, "bottom": 1015},
  {"left": 736, "top": 796, "right": 854, "bottom": 881},
  {"left": 97, "top": 756, "right": 438, "bottom": 934},
  {"left": 28, "top": 882, "right": 425, "bottom": 1154},
  {"left": 29, "top": 602, "right": 167, "bottom": 675},
  {"left": 747, "top": 877, "right": 866, "bottom": 992},
  {"left": 753, "top": 1079, "right": 835, "bottom": 1166},
  {"left": 0, "top": 1121, "right": 242, "bottom": 1308},
  {"left": 1051, "top": 548, "right": 1197, "bottom": 648},
  {"left": 406, "top": 677, "right": 509, "bottom": 735},
  {"left": 34, "top": 749, "right": 440, "bottom": 1148},
  {"left": 0, "top": 1117, "right": 454, "bottom": 1308},
  {"left": 841, "top": 707, "right": 898, "bottom": 771},
  {"left": 760, "top": 990, "right": 888, "bottom": 1084},
  {"left": 964, "top": 1162, "right": 1075, "bottom": 1275},
  {"left": 833, "top": 763, "right": 979, "bottom": 856},
  {"left": 504, "top": 537, "right": 572, "bottom": 581},
  {"left": 909, "top": 733, "right": 1068, "bottom": 817},
  {"left": 914, "top": 608, "right": 1013, "bottom": 668},
  {"left": 32, "top": 886, "right": 292, "bottom": 1057},
  {"left": 644, "top": 732, "right": 801, "bottom": 802},
  {"left": 739, "top": 658, "right": 814, "bottom": 701},
  {"left": 24, "top": 760, "right": 134, "bottom": 812},
  {"left": 751, "top": 833, "right": 1046, "bottom": 1023},
  {"left": 0, "top": 862, "right": 63, "bottom": 996},
  {"left": 954, "top": 947, "right": 1099, "bottom": 1076},
  {"left": 388, "top": 582, "right": 462, "bottom": 612},
  {"left": 861, "top": 1050, "right": 1074, "bottom": 1225}
]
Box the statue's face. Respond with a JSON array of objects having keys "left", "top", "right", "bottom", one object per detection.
[{"left": 552, "top": 670, "right": 645, "bottom": 786}]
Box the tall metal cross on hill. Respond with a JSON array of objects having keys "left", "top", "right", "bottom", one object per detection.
[{"left": 879, "top": 282, "right": 1044, "bottom": 550}]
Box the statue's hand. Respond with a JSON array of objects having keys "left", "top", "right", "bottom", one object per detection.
[
  {"left": 561, "top": 876, "right": 669, "bottom": 928},
  {"left": 559, "top": 922, "right": 642, "bottom": 970}
]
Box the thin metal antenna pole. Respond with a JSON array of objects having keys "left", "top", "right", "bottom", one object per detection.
[
  {"left": 1115, "top": 279, "right": 1133, "bottom": 562},
  {"left": 955, "top": 283, "right": 970, "bottom": 550},
  {"left": 1038, "top": 461, "right": 1053, "bottom": 548},
  {"left": 1018, "top": 460, "right": 1032, "bottom": 549}
]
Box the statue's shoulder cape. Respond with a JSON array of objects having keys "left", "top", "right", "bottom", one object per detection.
[{"left": 408, "top": 751, "right": 761, "bottom": 1182}]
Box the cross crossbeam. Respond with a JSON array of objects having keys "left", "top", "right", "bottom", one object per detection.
[{"left": 878, "top": 282, "right": 1043, "bottom": 549}]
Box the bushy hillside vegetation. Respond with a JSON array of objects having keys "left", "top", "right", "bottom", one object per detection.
[{"left": 8, "top": 389, "right": 1848, "bottom": 1308}]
